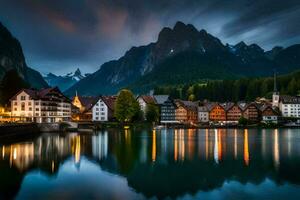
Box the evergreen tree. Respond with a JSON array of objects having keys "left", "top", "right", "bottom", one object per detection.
[{"left": 145, "top": 104, "right": 159, "bottom": 123}]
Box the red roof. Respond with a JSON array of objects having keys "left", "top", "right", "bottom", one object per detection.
[
  {"left": 10, "top": 87, "right": 70, "bottom": 102},
  {"left": 139, "top": 95, "right": 156, "bottom": 104}
]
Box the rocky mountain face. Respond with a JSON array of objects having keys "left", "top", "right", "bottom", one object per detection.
[
  {"left": 44, "top": 68, "right": 88, "bottom": 91},
  {"left": 65, "top": 21, "right": 300, "bottom": 96},
  {"left": 0, "top": 22, "right": 48, "bottom": 89}
]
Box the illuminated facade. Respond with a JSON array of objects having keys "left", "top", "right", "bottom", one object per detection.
[{"left": 10, "top": 87, "right": 71, "bottom": 123}]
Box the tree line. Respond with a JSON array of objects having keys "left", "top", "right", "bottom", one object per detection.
[{"left": 154, "top": 71, "right": 300, "bottom": 102}]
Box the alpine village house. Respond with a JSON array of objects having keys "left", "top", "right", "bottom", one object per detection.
[{"left": 10, "top": 87, "right": 72, "bottom": 123}]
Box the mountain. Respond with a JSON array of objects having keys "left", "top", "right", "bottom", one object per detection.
[
  {"left": 65, "top": 21, "right": 300, "bottom": 96},
  {"left": 0, "top": 22, "right": 48, "bottom": 89},
  {"left": 44, "top": 68, "right": 87, "bottom": 91}
]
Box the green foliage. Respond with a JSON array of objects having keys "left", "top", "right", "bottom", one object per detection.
[
  {"left": 145, "top": 104, "right": 159, "bottom": 123},
  {"left": 114, "top": 89, "right": 141, "bottom": 123},
  {"left": 238, "top": 117, "right": 248, "bottom": 126},
  {"left": 154, "top": 70, "right": 300, "bottom": 102},
  {"left": 0, "top": 70, "right": 29, "bottom": 106}
]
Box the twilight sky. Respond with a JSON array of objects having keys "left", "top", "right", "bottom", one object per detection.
[{"left": 0, "top": 0, "right": 299, "bottom": 75}]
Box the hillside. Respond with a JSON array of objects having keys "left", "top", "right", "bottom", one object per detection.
[
  {"left": 63, "top": 21, "right": 300, "bottom": 96},
  {"left": 0, "top": 22, "right": 48, "bottom": 88},
  {"left": 153, "top": 70, "right": 300, "bottom": 102}
]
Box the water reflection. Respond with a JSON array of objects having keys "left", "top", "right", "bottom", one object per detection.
[{"left": 1, "top": 129, "right": 300, "bottom": 199}]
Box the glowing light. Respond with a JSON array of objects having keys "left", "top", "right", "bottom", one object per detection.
[
  {"left": 218, "top": 130, "right": 222, "bottom": 162},
  {"left": 179, "top": 129, "right": 185, "bottom": 161},
  {"left": 274, "top": 129, "right": 280, "bottom": 170},
  {"left": 214, "top": 129, "right": 218, "bottom": 164},
  {"left": 205, "top": 129, "right": 208, "bottom": 160},
  {"left": 75, "top": 136, "right": 81, "bottom": 164},
  {"left": 234, "top": 129, "right": 237, "bottom": 159},
  {"left": 13, "top": 148, "right": 17, "bottom": 160},
  {"left": 152, "top": 130, "right": 156, "bottom": 162},
  {"left": 2, "top": 146, "right": 4, "bottom": 159},
  {"left": 52, "top": 160, "right": 55, "bottom": 172},
  {"left": 244, "top": 129, "right": 249, "bottom": 166},
  {"left": 174, "top": 130, "right": 178, "bottom": 161}
]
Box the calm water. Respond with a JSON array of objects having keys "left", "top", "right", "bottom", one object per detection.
[{"left": 1, "top": 128, "right": 300, "bottom": 200}]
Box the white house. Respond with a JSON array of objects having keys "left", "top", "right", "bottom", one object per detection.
[
  {"left": 137, "top": 95, "right": 156, "bottom": 117},
  {"left": 198, "top": 105, "right": 209, "bottom": 123},
  {"left": 92, "top": 96, "right": 117, "bottom": 122},
  {"left": 279, "top": 95, "right": 300, "bottom": 118},
  {"left": 10, "top": 87, "right": 71, "bottom": 123}
]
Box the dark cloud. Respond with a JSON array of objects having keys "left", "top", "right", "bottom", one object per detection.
[{"left": 0, "top": 0, "right": 299, "bottom": 74}]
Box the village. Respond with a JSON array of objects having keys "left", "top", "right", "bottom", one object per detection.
[{"left": 1, "top": 75, "right": 300, "bottom": 128}]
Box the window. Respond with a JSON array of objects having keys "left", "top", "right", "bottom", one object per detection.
[
  {"left": 29, "top": 107, "right": 32, "bottom": 111},
  {"left": 21, "top": 96, "right": 26, "bottom": 100},
  {"left": 96, "top": 108, "right": 99, "bottom": 111},
  {"left": 14, "top": 108, "right": 17, "bottom": 111},
  {"left": 21, "top": 102, "right": 25, "bottom": 111},
  {"left": 35, "top": 102, "right": 39, "bottom": 105},
  {"left": 101, "top": 117, "right": 105, "bottom": 120},
  {"left": 36, "top": 108, "right": 39, "bottom": 111},
  {"left": 101, "top": 108, "right": 104, "bottom": 111},
  {"left": 28, "top": 102, "right": 32, "bottom": 106},
  {"left": 14, "top": 102, "right": 17, "bottom": 106}
]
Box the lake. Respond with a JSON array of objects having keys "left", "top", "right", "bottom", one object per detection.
[{"left": 1, "top": 128, "right": 300, "bottom": 200}]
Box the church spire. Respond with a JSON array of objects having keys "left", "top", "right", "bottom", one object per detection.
[{"left": 273, "top": 70, "right": 277, "bottom": 92}]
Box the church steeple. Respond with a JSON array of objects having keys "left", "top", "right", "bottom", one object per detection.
[
  {"left": 273, "top": 71, "right": 278, "bottom": 93},
  {"left": 272, "top": 70, "right": 280, "bottom": 107}
]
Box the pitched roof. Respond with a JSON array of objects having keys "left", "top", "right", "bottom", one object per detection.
[
  {"left": 138, "top": 95, "right": 156, "bottom": 104},
  {"left": 10, "top": 87, "right": 70, "bottom": 102},
  {"left": 153, "top": 95, "right": 169, "bottom": 104},
  {"left": 175, "top": 100, "right": 198, "bottom": 111},
  {"left": 101, "top": 96, "right": 117, "bottom": 111},
  {"left": 77, "top": 96, "right": 98, "bottom": 111},
  {"left": 280, "top": 95, "right": 300, "bottom": 104}
]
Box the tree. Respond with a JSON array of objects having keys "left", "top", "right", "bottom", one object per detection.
[
  {"left": 114, "top": 89, "right": 141, "bottom": 123},
  {"left": 0, "top": 70, "right": 29, "bottom": 106},
  {"left": 238, "top": 116, "right": 248, "bottom": 126},
  {"left": 145, "top": 104, "right": 159, "bottom": 123}
]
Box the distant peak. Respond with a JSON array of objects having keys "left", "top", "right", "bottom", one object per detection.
[
  {"left": 235, "top": 41, "right": 248, "bottom": 49},
  {"left": 173, "top": 21, "right": 186, "bottom": 30},
  {"left": 74, "top": 68, "right": 82, "bottom": 75}
]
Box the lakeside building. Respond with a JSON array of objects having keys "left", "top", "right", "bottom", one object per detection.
[
  {"left": 239, "top": 102, "right": 260, "bottom": 122},
  {"left": 72, "top": 93, "right": 98, "bottom": 121},
  {"left": 271, "top": 72, "right": 300, "bottom": 119},
  {"left": 137, "top": 95, "right": 157, "bottom": 117},
  {"left": 198, "top": 105, "right": 209, "bottom": 123},
  {"left": 92, "top": 96, "right": 117, "bottom": 122},
  {"left": 160, "top": 97, "right": 178, "bottom": 123},
  {"left": 278, "top": 95, "right": 300, "bottom": 118},
  {"left": 225, "top": 103, "right": 243, "bottom": 123},
  {"left": 209, "top": 103, "right": 226, "bottom": 122},
  {"left": 175, "top": 100, "right": 198, "bottom": 123},
  {"left": 260, "top": 104, "right": 280, "bottom": 124},
  {"left": 10, "top": 87, "right": 71, "bottom": 123}
]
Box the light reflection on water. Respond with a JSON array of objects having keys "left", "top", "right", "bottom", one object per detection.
[{"left": 1, "top": 128, "right": 300, "bottom": 199}]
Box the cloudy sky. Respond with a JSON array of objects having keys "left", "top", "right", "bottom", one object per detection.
[{"left": 0, "top": 0, "right": 299, "bottom": 75}]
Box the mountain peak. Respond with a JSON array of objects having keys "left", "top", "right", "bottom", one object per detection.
[
  {"left": 235, "top": 41, "right": 247, "bottom": 48},
  {"left": 74, "top": 68, "right": 82, "bottom": 76}
]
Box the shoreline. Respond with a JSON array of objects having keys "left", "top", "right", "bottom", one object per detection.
[{"left": 1, "top": 121, "right": 300, "bottom": 137}]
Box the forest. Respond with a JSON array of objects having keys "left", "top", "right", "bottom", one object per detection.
[{"left": 154, "top": 71, "right": 300, "bottom": 102}]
